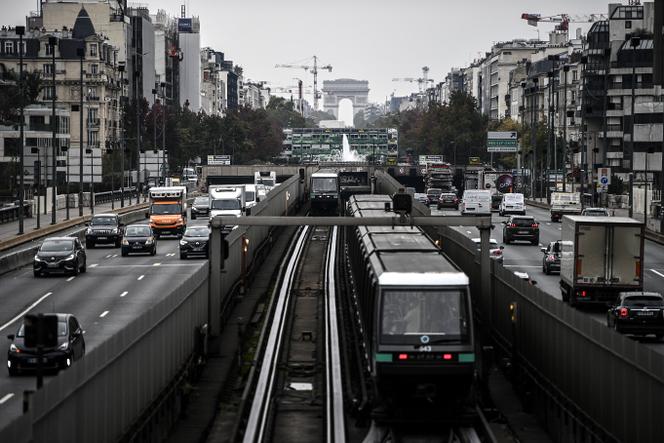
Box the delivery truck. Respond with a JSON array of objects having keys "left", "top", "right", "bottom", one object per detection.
[
  {"left": 550, "top": 192, "right": 582, "bottom": 222},
  {"left": 560, "top": 216, "right": 644, "bottom": 306},
  {"left": 147, "top": 186, "right": 187, "bottom": 237}
]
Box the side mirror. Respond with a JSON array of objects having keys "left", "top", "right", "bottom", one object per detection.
[
  {"left": 7, "top": 334, "right": 14, "bottom": 340},
  {"left": 530, "top": 280, "right": 538, "bottom": 286},
  {"left": 499, "top": 246, "right": 505, "bottom": 250}
]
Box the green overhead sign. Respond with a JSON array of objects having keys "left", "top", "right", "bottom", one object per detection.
[{"left": 487, "top": 131, "right": 518, "bottom": 152}]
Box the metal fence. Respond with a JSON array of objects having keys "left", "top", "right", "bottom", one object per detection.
[
  {"left": 0, "top": 202, "right": 32, "bottom": 224},
  {"left": 0, "top": 265, "right": 210, "bottom": 443},
  {"left": 439, "top": 225, "right": 664, "bottom": 443}
]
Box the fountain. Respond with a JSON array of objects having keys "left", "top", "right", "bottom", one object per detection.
[{"left": 341, "top": 134, "right": 361, "bottom": 161}]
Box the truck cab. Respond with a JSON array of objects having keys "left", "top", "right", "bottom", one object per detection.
[
  {"left": 147, "top": 186, "right": 188, "bottom": 238},
  {"left": 550, "top": 192, "right": 582, "bottom": 222},
  {"left": 209, "top": 186, "right": 246, "bottom": 220}
]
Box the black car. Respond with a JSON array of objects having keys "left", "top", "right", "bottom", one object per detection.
[
  {"left": 425, "top": 188, "right": 443, "bottom": 206},
  {"left": 7, "top": 313, "right": 85, "bottom": 375},
  {"left": 437, "top": 192, "right": 459, "bottom": 210},
  {"left": 503, "top": 215, "right": 540, "bottom": 245},
  {"left": 85, "top": 213, "right": 124, "bottom": 248},
  {"left": 34, "top": 237, "right": 87, "bottom": 277},
  {"left": 179, "top": 226, "right": 210, "bottom": 259},
  {"left": 190, "top": 196, "right": 210, "bottom": 219},
  {"left": 541, "top": 241, "right": 561, "bottom": 274},
  {"left": 121, "top": 224, "right": 156, "bottom": 256},
  {"left": 607, "top": 292, "right": 664, "bottom": 339}
]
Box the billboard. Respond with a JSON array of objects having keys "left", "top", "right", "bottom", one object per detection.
[{"left": 178, "top": 18, "right": 193, "bottom": 32}]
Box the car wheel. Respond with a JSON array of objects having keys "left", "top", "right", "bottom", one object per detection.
[
  {"left": 80, "top": 261, "right": 86, "bottom": 273},
  {"left": 191, "top": 214, "right": 196, "bottom": 220},
  {"left": 180, "top": 252, "right": 187, "bottom": 259},
  {"left": 115, "top": 239, "right": 122, "bottom": 248},
  {"left": 33, "top": 270, "right": 40, "bottom": 278},
  {"left": 613, "top": 322, "right": 620, "bottom": 333},
  {"left": 72, "top": 261, "right": 80, "bottom": 276},
  {"left": 532, "top": 239, "right": 539, "bottom": 245},
  {"left": 656, "top": 334, "right": 664, "bottom": 340},
  {"left": 7, "top": 367, "right": 18, "bottom": 376},
  {"left": 121, "top": 249, "right": 128, "bottom": 257},
  {"left": 86, "top": 240, "right": 94, "bottom": 249},
  {"left": 151, "top": 247, "right": 156, "bottom": 256}
]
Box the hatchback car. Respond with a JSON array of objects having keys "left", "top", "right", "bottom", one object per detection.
[
  {"left": 413, "top": 193, "right": 429, "bottom": 205},
  {"left": 607, "top": 292, "right": 664, "bottom": 339},
  {"left": 541, "top": 241, "right": 562, "bottom": 275},
  {"left": 121, "top": 224, "right": 156, "bottom": 256},
  {"left": 179, "top": 226, "right": 210, "bottom": 259},
  {"left": 503, "top": 216, "right": 540, "bottom": 245},
  {"left": 471, "top": 238, "right": 504, "bottom": 264},
  {"left": 85, "top": 213, "right": 124, "bottom": 248},
  {"left": 34, "top": 237, "right": 86, "bottom": 277},
  {"left": 437, "top": 192, "right": 459, "bottom": 210},
  {"left": 425, "top": 188, "right": 443, "bottom": 206},
  {"left": 190, "top": 196, "right": 211, "bottom": 219},
  {"left": 7, "top": 313, "right": 85, "bottom": 375}
]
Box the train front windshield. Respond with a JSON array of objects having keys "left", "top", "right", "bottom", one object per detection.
[
  {"left": 312, "top": 177, "right": 337, "bottom": 192},
  {"left": 380, "top": 290, "right": 470, "bottom": 344}
]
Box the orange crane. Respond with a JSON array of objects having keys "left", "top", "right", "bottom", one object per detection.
[
  {"left": 521, "top": 12, "right": 608, "bottom": 32},
  {"left": 275, "top": 56, "right": 332, "bottom": 110}
]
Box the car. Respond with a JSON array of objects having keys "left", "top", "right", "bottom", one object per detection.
[
  {"left": 437, "top": 192, "right": 459, "bottom": 210},
  {"left": 190, "top": 196, "right": 211, "bottom": 219},
  {"left": 413, "top": 193, "right": 429, "bottom": 205},
  {"left": 607, "top": 292, "right": 664, "bottom": 339},
  {"left": 179, "top": 226, "right": 210, "bottom": 259},
  {"left": 85, "top": 213, "right": 124, "bottom": 248},
  {"left": 503, "top": 215, "right": 540, "bottom": 245},
  {"left": 581, "top": 207, "right": 610, "bottom": 216},
  {"left": 471, "top": 237, "right": 504, "bottom": 264},
  {"left": 425, "top": 187, "right": 443, "bottom": 206},
  {"left": 33, "top": 237, "right": 86, "bottom": 277},
  {"left": 7, "top": 313, "right": 85, "bottom": 375},
  {"left": 121, "top": 224, "right": 157, "bottom": 256},
  {"left": 541, "top": 241, "right": 562, "bottom": 275}
]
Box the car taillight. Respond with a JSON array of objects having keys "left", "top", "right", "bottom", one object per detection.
[
  {"left": 491, "top": 249, "right": 502, "bottom": 256},
  {"left": 442, "top": 353, "right": 453, "bottom": 360},
  {"left": 510, "top": 223, "right": 517, "bottom": 228},
  {"left": 619, "top": 307, "right": 629, "bottom": 318},
  {"left": 531, "top": 223, "right": 539, "bottom": 228},
  {"left": 398, "top": 353, "right": 408, "bottom": 360}
]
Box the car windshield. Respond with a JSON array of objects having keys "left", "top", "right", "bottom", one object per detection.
[
  {"left": 151, "top": 204, "right": 181, "bottom": 215},
  {"left": 427, "top": 189, "right": 442, "bottom": 195},
  {"left": 211, "top": 199, "right": 240, "bottom": 210},
  {"left": 17, "top": 320, "right": 67, "bottom": 337},
  {"left": 624, "top": 296, "right": 663, "bottom": 307},
  {"left": 312, "top": 177, "right": 337, "bottom": 192},
  {"left": 245, "top": 191, "right": 256, "bottom": 201},
  {"left": 40, "top": 239, "right": 74, "bottom": 252},
  {"left": 90, "top": 216, "right": 116, "bottom": 225},
  {"left": 125, "top": 226, "right": 151, "bottom": 236},
  {"left": 185, "top": 227, "right": 210, "bottom": 237},
  {"left": 194, "top": 197, "right": 209, "bottom": 205},
  {"left": 381, "top": 290, "right": 469, "bottom": 341}
]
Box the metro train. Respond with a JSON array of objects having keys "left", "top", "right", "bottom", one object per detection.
[
  {"left": 310, "top": 170, "right": 340, "bottom": 215},
  {"left": 345, "top": 194, "right": 476, "bottom": 407}
]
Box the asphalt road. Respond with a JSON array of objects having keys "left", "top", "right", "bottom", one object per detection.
[
  {"left": 0, "top": 213, "right": 209, "bottom": 424},
  {"left": 431, "top": 203, "right": 664, "bottom": 354}
]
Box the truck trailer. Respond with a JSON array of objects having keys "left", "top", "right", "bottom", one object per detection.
[{"left": 560, "top": 216, "right": 644, "bottom": 306}]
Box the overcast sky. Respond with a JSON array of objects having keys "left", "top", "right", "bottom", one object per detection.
[{"left": 3, "top": 0, "right": 614, "bottom": 105}]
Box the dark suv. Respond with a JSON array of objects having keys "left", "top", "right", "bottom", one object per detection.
[
  {"left": 541, "top": 241, "right": 561, "bottom": 274},
  {"left": 34, "top": 237, "right": 87, "bottom": 277},
  {"left": 85, "top": 213, "right": 123, "bottom": 248},
  {"left": 190, "top": 196, "right": 210, "bottom": 219},
  {"left": 503, "top": 215, "right": 539, "bottom": 245}
]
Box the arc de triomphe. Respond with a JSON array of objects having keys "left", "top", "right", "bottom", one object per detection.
[{"left": 322, "top": 79, "right": 369, "bottom": 118}]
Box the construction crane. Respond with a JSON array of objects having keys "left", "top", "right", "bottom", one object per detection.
[
  {"left": 392, "top": 66, "right": 433, "bottom": 93},
  {"left": 275, "top": 56, "right": 332, "bottom": 110},
  {"left": 521, "top": 12, "right": 608, "bottom": 32}
]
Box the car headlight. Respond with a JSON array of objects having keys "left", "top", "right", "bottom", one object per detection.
[
  {"left": 145, "top": 238, "right": 154, "bottom": 245},
  {"left": 65, "top": 254, "right": 76, "bottom": 261},
  {"left": 9, "top": 344, "right": 18, "bottom": 352},
  {"left": 34, "top": 256, "right": 43, "bottom": 262},
  {"left": 58, "top": 342, "right": 69, "bottom": 351},
  {"left": 86, "top": 228, "right": 92, "bottom": 234},
  {"left": 179, "top": 240, "right": 188, "bottom": 246},
  {"left": 112, "top": 228, "right": 119, "bottom": 234},
  {"left": 122, "top": 239, "right": 129, "bottom": 246}
]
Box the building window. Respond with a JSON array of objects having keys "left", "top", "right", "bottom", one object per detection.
[
  {"left": 89, "top": 44, "right": 97, "bottom": 57},
  {"left": 43, "top": 86, "right": 55, "bottom": 100},
  {"left": 625, "top": 20, "right": 632, "bottom": 29},
  {"left": 4, "top": 41, "right": 14, "bottom": 54},
  {"left": 573, "top": 70, "right": 578, "bottom": 81},
  {"left": 43, "top": 64, "right": 53, "bottom": 75},
  {"left": 45, "top": 42, "right": 53, "bottom": 55},
  {"left": 90, "top": 64, "right": 98, "bottom": 74}
]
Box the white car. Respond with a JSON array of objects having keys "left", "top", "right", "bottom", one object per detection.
[
  {"left": 471, "top": 237, "right": 504, "bottom": 264},
  {"left": 500, "top": 193, "right": 525, "bottom": 216}
]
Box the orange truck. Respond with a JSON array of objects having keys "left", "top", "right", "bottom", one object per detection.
[{"left": 146, "top": 186, "right": 188, "bottom": 238}]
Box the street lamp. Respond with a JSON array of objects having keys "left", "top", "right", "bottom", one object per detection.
[
  {"left": 63, "top": 143, "right": 69, "bottom": 220},
  {"left": 31, "top": 147, "right": 41, "bottom": 229},
  {"left": 161, "top": 81, "right": 166, "bottom": 185},
  {"left": 86, "top": 146, "right": 94, "bottom": 214},
  {"left": 48, "top": 35, "right": 57, "bottom": 225},
  {"left": 16, "top": 25, "right": 25, "bottom": 234},
  {"left": 562, "top": 65, "right": 569, "bottom": 191},
  {"left": 629, "top": 35, "right": 641, "bottom": 214},
  {"left": 76, "top": 44, "right": 85, "bottom": 217},
  {"left": 118, "top": 62, "right": 126, "bottom": 207}
]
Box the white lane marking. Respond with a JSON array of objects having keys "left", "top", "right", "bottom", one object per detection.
[
  {"left": 137, "top": 275, "right": 144, "bottom": 281},
  {"left": 105, "top": 254, "right": 112, "bottom": 259},
  {"left": 466, "top": 230, "right": 472, "bottom": 234},
  {"left": 0, "top": 393, "right": 14, "bottom": 405},
  {"left": 650, "top": 269, "right": 664, "bottom": 278},
  {"left": 0, "top": 292, "right": 53, "bottom": 332},
  {"left": 504, "top": 265, "right": 542, "bottom": 268},
  {"left": 166, "top": 253, "right": 175, "bottom": 257},
  {"left": 120, "top": 291, "right": 128, "bottom": 297},
  {"left": 66, "top": 276, "right": 75, "bottom": 282},
  {"left": 546, "top": 222, "right": 551, "bottom": 226},
  {"left": 558, "top": 228, "right": 562, "bottom": 231},
  {"left": 99, "top": 310, "right": 109, "bottom": 318},
  {"left": 89, "top": 264, "right": 98, "bottom": 268},
  {"left": 153, "top": 262, "right": 161, "bottom": 266},
  {"left": 112, "top": 254, "right": 118, "bottom": 258}
]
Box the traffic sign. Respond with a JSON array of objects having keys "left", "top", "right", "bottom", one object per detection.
[
  {"left": 597, "top": 167, "right": 611, "bottom": 191},
  {"left": 208, "top": 155, "right": 231, "bottom": 166},
  {"left": 487, "top": 131, "right": 518, "bottom": 152}
]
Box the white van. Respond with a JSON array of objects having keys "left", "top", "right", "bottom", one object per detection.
[
  {"left": 460, "top": 190, "right": 491, "bottom": 215},
  {"left": 499, "top": 193, "right": 525, "bottom": 216}
]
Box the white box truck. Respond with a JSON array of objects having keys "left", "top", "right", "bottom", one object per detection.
[
  {"left": 560, "top": 216, "right": 644, "bottom": 306},
  {"left": 209, "top": 185, "right": 246, "bottom": 219},
  {"left": 550, "top": 192, "right": 582, "bottom": 222}
]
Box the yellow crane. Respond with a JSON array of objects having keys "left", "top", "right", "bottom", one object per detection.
[{"left": 275, "top": 56, "right": 332, "bottom": 110}]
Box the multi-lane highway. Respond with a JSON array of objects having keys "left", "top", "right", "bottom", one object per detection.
[
  {"left": 0, "top": 214, "right": 209, "bottom": 425},
  {"left": 432, "top": 203, "right": 664, "bottom": 353}
]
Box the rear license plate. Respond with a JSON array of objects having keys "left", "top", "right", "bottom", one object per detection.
[
  {"left": 518, "top": 231, "right": 529, "bottom": 234},
  {"left": 637, "top": 311, "right": 656, "bottom": 317},
  {"left": 97, "top": 236, "right": 107, "bottom": 240}
]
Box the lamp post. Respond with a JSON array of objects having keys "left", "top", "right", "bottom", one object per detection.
[
  {"left": 76, "top": 44, "right": 85, "bottom": 216},
  {"left": 161, "top": 81, "right": 166, "bottom": 185},
  {"left": 48, "top": 36, "right": 57, "bottom": 225},
  {"left": 64, "top": 144, "right": 69, "bottom": 220},
  {"left": 629, "top": 35, "right": 641, "bottom": 214},
  {"left": 31, "top": 147, "right": 41, "bottom": 229},
  {"left": 562, "top": 65, "right": 569, "bottom": 191},
  {"left": 87, "top": 146, "right": 94, "bottom": 215},
  {"left": 135, "top": 69, "right": 142, "bottom": 203},
  {"left": 520, "top": 81, "right": 527, "bottom": 193},
  {"left": 580, "top": 55, "right": 589, "bottom": 208},
  {"left": 152, "top": 86, "right": 157, "bottom": 189},
  {"left": 118, "top": 62, "right": 125, "bottom": 207},
  {"left": 17, "top": 25, "right": 25, "bottom": 234}
]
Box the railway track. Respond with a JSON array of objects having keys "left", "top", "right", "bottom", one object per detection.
[{"left": 238, "top": 224, "right": 345, "bottom": 442}]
